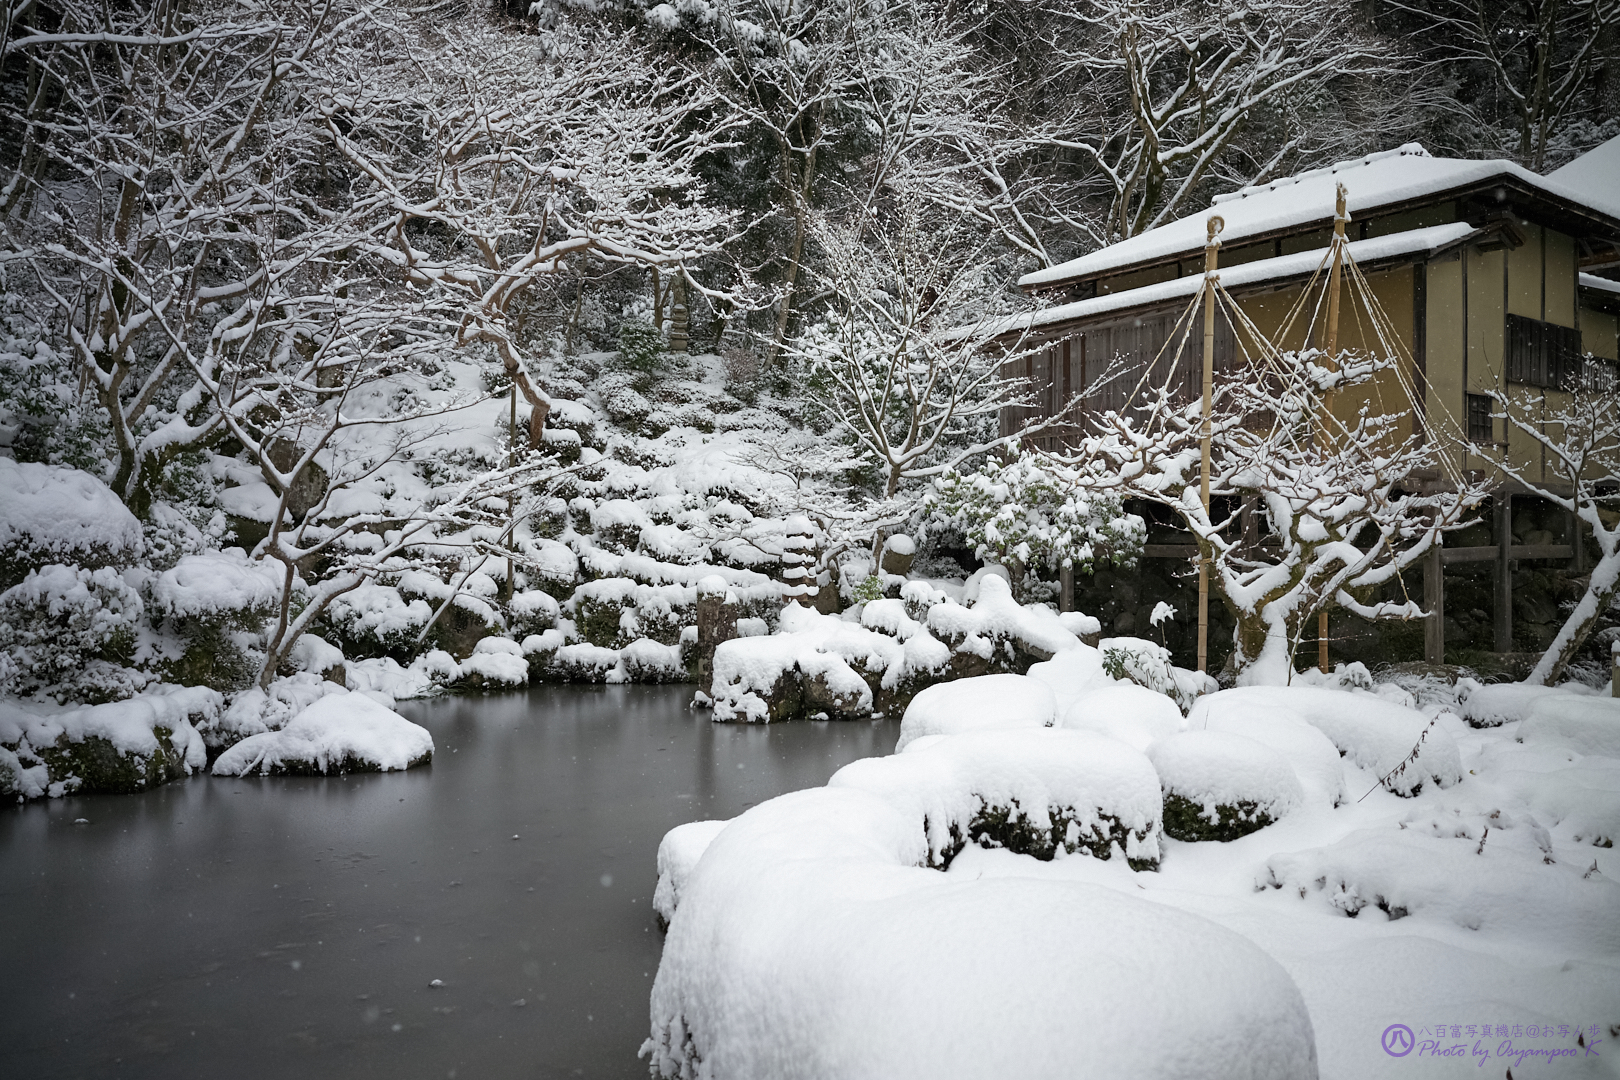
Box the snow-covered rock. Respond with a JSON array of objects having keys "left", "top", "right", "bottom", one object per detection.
[
  {"left": 211, "top": 691, "right": 433, "bottom": 775},
  {"left": 207, "top": 672, "right": 345, "bottom": 749},
  {"left": 895, "top": 673, "right": 1057, "bottom": 750},
  {"left": 452, "top": 636, "right": 530, "bottom": 690},
  {"left": 653, "top": 819, "right": 729, "bottom": 927},
  {"left": 1148, "top": 731, "right": 1304, "bottom": 841},
  {"left": 646, "top": 757, "right": 1316, "bottom": 1080},
  {"left": 0, "top": 686, "right": 216, "bottom": 796}
]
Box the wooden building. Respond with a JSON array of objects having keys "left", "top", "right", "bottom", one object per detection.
[{"left": 1000, "top": 140, "right": 1620, "bottom": 664}]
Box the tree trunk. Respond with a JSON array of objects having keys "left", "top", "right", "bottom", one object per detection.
[{"left": 1527, "top": 543, "right": 1620, "bottom": 686}]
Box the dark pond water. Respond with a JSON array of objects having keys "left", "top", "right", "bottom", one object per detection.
[{"left": 0, "top": 685, "right": 901, "bottom": 1080}]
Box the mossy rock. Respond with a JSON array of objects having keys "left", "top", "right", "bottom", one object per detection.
[
  {"left": 239, "top": 749, "right": 432, "bottom": 776},
  {"left": 1161, "top": 792, "right": 1279, "bottom": 843},
  {"left": 33, "top": 730, "right": 191, "bottom": 795}
]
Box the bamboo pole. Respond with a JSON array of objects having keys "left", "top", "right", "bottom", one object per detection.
[
  {"left": 1198, "top": 215, "right": 1223, "bottom": 675},
  {"left": 1317, "top": 183, "right": 1349, "bottom": 674}
]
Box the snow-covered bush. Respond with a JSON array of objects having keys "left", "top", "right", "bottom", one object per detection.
[
  {"left": 1100, "top": 635, "right": 1180, "bottom": 703},
  {"left": 145, "top": 551, "right": 283, "bottom": 692},
  {"left": 647, "top": 729, "right": 1317, "bottom": 1079},
  {"left": 326, "top": 583, "right": 436, "bottom": 661},
  {"left": 0, "top": 565, "right": 146, "bottom": 702},
  {"left": 0, "top": 460, "right": 143, "bottom": 588},
  {"left": 927, "top": 449, "right": 1144, "bottom": 593},
  {"left": 1148, "top": 731, "right": 1304, "bottom": 842},
  {"left": 895, "top": 673, "right": 1056, "bottom": 750}
]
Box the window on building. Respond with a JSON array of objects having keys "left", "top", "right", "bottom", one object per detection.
[
  {"left": 1506, "top": 313, "right": 1582, "bottom": 388},
  {"left": 1467, "top": 393, "right": 1494, "bottom": 445}
]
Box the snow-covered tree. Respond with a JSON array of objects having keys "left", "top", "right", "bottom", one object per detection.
[
  {"left": 1474, "top": 363, "right": 1620, "bottom": 685},
  {"left": 1067, "top": 346, "right": 1485, "bottom": 681},
  {"left": 324, "top": 14, "right": 740, "bottom": 444},
  {"left": 927, "top": 446, "right": 1145, "bottom": 597},
  {"left": 0, "top": 0, "right": 371, "bottom": 512},
  {"left": 1037, "top": 0, "right": 1395, "bottom": 243},
  {"left": 790, "top": 199, "right": 1061, "bottom": 504}
]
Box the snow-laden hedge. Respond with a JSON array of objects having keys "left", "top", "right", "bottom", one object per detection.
[{"left": 646, "top": 727, "right": 1318, "bottom": 1080}]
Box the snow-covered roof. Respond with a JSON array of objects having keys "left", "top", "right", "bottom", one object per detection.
[
  {"left": 1581, "top": 272, "right": 1620, "bottom": 298},
  {"left": 1021, "top": 144, "right": 1617, "bottom": 291},
  {"left": 987, "top": 223, "right": 1475, "bottom": 338},
  {"left": 1547, "top": 135, "right": 1620, "bottom": 219}
]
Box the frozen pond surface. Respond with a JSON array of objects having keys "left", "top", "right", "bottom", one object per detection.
[{"left": 0, "top": 685, "right": 900, "bottom": 1079}]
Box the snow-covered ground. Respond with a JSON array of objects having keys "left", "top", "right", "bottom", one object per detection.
[{"left": 648, "top": 660, "right": 1620, "bottom": 1079}]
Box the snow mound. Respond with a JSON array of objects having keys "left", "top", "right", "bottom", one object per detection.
[
  {"left": 1519, "top": 695, "right": 1620, "bottom": 758},
  {"left": 1187, "top": 695, "right": 1347, "bottom": 808},
  {"left": 1458, "top": 682, "right": 1593, "bottom": 728},
  {"left": 895, "top": 673, "right": 1056, "bottom": 751},
  {"left": 0, "top": 458, "right": 143, "bottom": 569},
  {"left": 1025, "top": 644, "right": 1109, "bottom": 712},
  {"left": 1264, "top": 806, "right": 1620, "bottom": 940},
  {"left": 646, "top": 781, "right": 1316, "bottom": 1080},
  {"left": 211, "top": 691, "right": 433, "bottom": 775},
  {"left": 1198, "top": 687, "right": 1461, "bottom": 796},
  {"left": 653, "top": 819, "right": 729, "bottom": 926},
  {"left": 1148, "top": 731, "right": 1303, "bottom": 840},
  {"left": 1058, "top": 682, "right": 1183, "bottom": 752},
  {"left": 834, "top": 727, "right": 1162, "bottom": 869},
  {"left": 454, "top": 637, "right": 530, "bottom": 688}
]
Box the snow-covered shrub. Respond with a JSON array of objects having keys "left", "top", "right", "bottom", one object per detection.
[
  {"left": 517, "top": 536, "right": 579, "bottom": 599},
  {"left": 653, "top": 819, "right": 729, "bottom": 928},
  {"left": 1188, "top": 695, "right": 1348, "bottom": 809},
  {"left": 508, "top": 589, "right": 561, "bottom": 638},
  {"left": 896, "top": 674, "right": 1057, "bottom": 750},
  {"left": 0, "top": 459, "right": 143, "bottom": 588},
  {"left": 0, "top": 564, "right": 146, "bottom": 702},
  {"left": 927, "top": 450, "right": 1144, "bottom": 594},
  {"left": 1099, "top": 636, "right": 1188, "bottom": 711},
  {"left": 617, "top": 317, "right": 667, "bottom": 381},
  {"left": 1457, "top": 681, "right": 1588, "bottom": 729},
  {"left": 923, "top": 575, "right": 1080, "bottom": 677},
  {"left": 1148, "top": 731, "right": 1304, "bottom": 842},
  {"left": 1200, "top": 687, "right": 1461, "bottom": 797},
  {"left": 326, "top": 583, "right": 435, "bottom": 660},
  {"left": 1058, "top": 683, "right": 1184, "bottom": 753},
  {"left": 145, "top": 551, "right": 282, "bottom": 692},
  {"left": 452, "top": 637, "right": 530, "bottom": 692}
]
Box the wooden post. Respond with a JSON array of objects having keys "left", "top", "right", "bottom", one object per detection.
[
  {"left": 1423, "top": 542, "right": 1444, "bottom": 664},
  {"left": 507, "top": 381, "right": 517, "bottom": 601},
  {"left": 1317, "top": 183, "right": 1349, "bottom": 673},
  {"left": 1059, "top": 562, "right": 1075, "bottom": 613},
  {"left": 1494, "top": 492, "right": 1513, "bottom": 652},
  {"left": 1198, "top": 215, "right": 1223, "bottom": 675}
]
